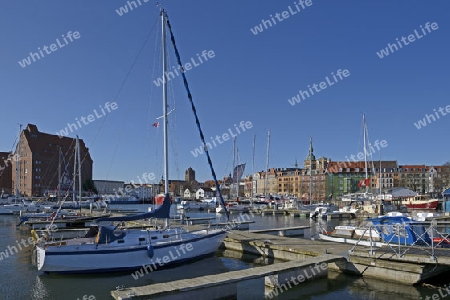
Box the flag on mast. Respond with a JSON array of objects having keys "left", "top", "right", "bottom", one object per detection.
[
  {"left": 358, "top": 178, "right": 370, "bottom": 187},
  {"left": 232, "top": 163, "right": 246, "bottom": 182}
]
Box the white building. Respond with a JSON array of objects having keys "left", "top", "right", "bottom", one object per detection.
[
  {"left": 196, "top": 188, "right": 205, "bottom": 200},
  {"left": 126, "top": 184, "right": 153, "bottom": 200},
  {"left": 184, "top": 189, "right": 192, "bottom": 199},
  {"left": 93, "top": 180, "right": 124, "bottom": 195}
]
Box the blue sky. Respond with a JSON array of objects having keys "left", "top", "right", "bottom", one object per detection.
[{"left": 0, "top": 0, "right": 449, "bottom": 183}]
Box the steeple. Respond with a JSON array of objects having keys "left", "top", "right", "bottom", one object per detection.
[{"left": 306, "top": 136, "right": 315, "bottom": 161}]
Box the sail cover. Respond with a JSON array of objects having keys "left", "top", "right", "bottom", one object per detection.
[{"left": 94, "top": 194, "right": 171, "bottom": 222}]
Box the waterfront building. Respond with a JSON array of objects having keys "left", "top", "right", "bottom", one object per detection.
[
  {"left": 325, "top": 161, "right": 397, "bottom": 199},
  {"left": 11, "top": 124, "right": 93, "bottom": 197},
  {"left": 0, "top": 151, "right": 13, "bottom": 195},
  {"left": 276, "top": 139, "right": 328, "bottom": 201},
  {"left": 397, "top": 165, "right": 450, "bottom": 195}
]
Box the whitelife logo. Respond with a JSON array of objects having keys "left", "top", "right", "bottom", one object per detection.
[
  {"left": 250, "top": 0, "right": 313, "bottom": 35},
  {"left": 190, "top": 121, "right": 253, "bottom": 158},
  {"left": 152, "top": 50, "right": 215, "bottom": 87},
  {"left": 18, "top": 31, "right": 81, "bottom": 68},
  {"left": 376, "top": 22, "right": 439, "bottom": 59},
  {"left": 287, "top": 69, "right": 350, "bottom": 106},
  {"left": 414, "top": 105, "right": 450, "bottom": 129},
  {"left": 55, "top": 102, "right": 118, "bottom": 138}
]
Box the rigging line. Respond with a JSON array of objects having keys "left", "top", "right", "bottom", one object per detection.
[
  {"left": 40, "top": 139, "right": 75, "bottom": 193},
  {"left": 145, "top": 21, "right": 161, "bottom": 176},
  {"left": 68, "top": 16, "right": 159, "bottom": 180},
  {"left": 105, "top": 17, "right": 160, "bottom": 179},
  {"left": 165, "top": 12, "right": 229, "bottom": 221}
]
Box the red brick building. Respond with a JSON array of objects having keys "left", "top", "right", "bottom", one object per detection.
[{"left": 11, "top": 124, "right": 93, "bottom": 197}]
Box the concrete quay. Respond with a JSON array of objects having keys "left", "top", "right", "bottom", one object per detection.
[
  {"left": 110, "top": 232, "right": 352, "bottom": 299},
  {"left": 338, "top": 246, "right": 450, "bottom": 285},
  {"left": 110, "top": 254, "right": 346, "bottom": 300},
  {"left": 110, "top": 231, "right": 450, "bottom": 299},
  {"left": 222, "top": 231, "right": 352, "bottom": 261}
]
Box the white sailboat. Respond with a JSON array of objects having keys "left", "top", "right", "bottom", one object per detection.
[
  {"left": 216, "top": 137, "right": 248, "bottom": 213},
  {"left": 340, "top": 114, "right": 377, "bottom": 213},
  {"left": 35, "top": 8, "right": 229, "bottom": 274}
]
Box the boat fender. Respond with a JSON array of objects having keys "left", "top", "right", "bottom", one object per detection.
[
  {"left": 147, "top": 245, "right": 154, "bottom": 258},
  {"left": 31, "top": 230, "right": 38, "bottom": 242}
]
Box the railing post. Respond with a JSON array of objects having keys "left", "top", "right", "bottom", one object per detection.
[
  {"left": 431, "top": 219, "right": 436, "bottom": 260},
  {"left": 369, "top": 226, "right": 374, "bottom": 256}
]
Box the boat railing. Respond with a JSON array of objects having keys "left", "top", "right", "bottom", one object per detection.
[{"left": 349, "top": 220, "right": 450, "bottom": 261}]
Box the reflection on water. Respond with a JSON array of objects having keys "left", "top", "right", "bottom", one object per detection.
[{"left": 2, "top": 209, "right": 450, "bottom": 299}]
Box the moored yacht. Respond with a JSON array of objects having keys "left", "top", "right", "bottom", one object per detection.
[{"left": 401, "top": 195, "right": 438, "bottom": 210}]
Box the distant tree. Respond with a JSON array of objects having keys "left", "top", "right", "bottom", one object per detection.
[
  {"left": 440, "top": 162, "right": 450, "bottom": 189},
  {"left": 203, "top": 180, "right": 216, "bottom": 188},
  {"left": 83, "top": 178, "right": 98, "bottom": 194}
]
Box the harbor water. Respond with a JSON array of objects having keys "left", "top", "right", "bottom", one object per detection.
[{"left": 0, "top": 205, "right": 447, "bottom": 300}]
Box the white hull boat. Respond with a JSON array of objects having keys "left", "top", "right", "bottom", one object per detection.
[
  {"left": 176, "top": 200, "right": 210, "bottom": 210},
  {"left": 318, "top": 233, "right": 385, "bottom": 247},
  {"left": 216, "top": 203, "right": 249, "bottom": 213},
  {"left": 0, "top": 206, "right": 14, "bottom": 215},
  {"left": 319, "top": 225, "right": 383, "bottom": 247},
  {"left": 36, "top": 226, "right": 226, "bottom": 273}
]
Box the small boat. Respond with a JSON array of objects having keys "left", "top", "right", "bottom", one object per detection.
[
  {"left": 319, "top": 225, "right": 384, "bottom": 247},
  {"left": 402, "top": 195, "right": 438, "bottom": 210},
  {"left": 370, "top": 216, "right": 431, "bottom": 245},
  {"left": 0, "top": 206, "right": 14, "bottom": 215},
  {"left": 413, "top": 212, "right": 440, "bottom": 221},
  {"left": 310, "top": 205, "right": 343, "bottom": 219},
  {"left": 4, "top": 199, "right": 43, "bottom": 214},
  {"left": 319, "top": 216, "right": 432, "bottom": 247},
  {"left": 216, "top": 202, "right": 249, "bottom": 213},
  {"left": 176, "top": 200, "right": 210, "bottom": 211}
]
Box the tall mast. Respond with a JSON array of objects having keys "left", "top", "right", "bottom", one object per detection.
[
  {"left": 161, "top": 9, "right": 169, "bottom": 196},
  {"left": 77, "top": 136, "right": 81, "bottom": 211},
  {"left": 363, "top": 113, "right": 368, "bottom": 194},
  {"left": 233, "top": 137, "right": 237, "bottom": 200},
  {"left": 379, "top": 148, "right": 382, "bottom": 197},
  {"left": 15, "top": 124, "right": 22, "bottom": 199},
  {"left": 309, "top": 136, "right": 312, "bottom": 203},
  {"left": 264, "top": 130, "right": 270, "bottom": 197},
  {"left": 161, "top": 8, "right": 170, "bottom": 228},
  {"left": 251, "top": 134, "right": 255, "bottom": 200},
  {"left": 58, "top": 146, "right": 61, "bottom": 202},
  {"left": 73, "top": 138, "right": 77, "bottom": 202}
]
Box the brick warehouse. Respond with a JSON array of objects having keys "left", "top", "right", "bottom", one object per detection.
[
  {"left": 0, "top": 151, "right": 13, "bottom": 195},
  {"left": 11, "top": 124, "right": 93, "bottom": 197}
]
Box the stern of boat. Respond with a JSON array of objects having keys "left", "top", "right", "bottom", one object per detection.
[{"left": 35, "top": 246, "right": 46, "bottom": 271}]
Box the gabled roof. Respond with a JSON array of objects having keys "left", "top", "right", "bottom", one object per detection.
[
  {"left": 326, "top": 161, "right": 397, "bottom": 173},
  {"left": 22, "top": 124, "right": 92, "bottom": 162}
]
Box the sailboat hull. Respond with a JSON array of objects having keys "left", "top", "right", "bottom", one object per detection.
[{"left": 36, "top": 229, "right": 226, "bottom": 274}]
